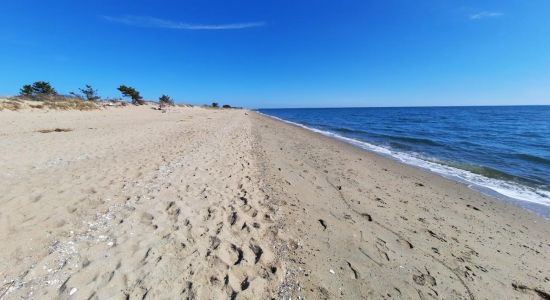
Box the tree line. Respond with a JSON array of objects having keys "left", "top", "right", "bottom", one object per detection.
[
  {"left": 18, "top": 82, "right": 233, "bottom": 108},
  {"left": 19, "top": 81, "right": 177, "bottom": 107}
]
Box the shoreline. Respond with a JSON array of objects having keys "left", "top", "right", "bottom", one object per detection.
[
  {"left": 256, "top": 110, "right": 550, "bottom": 219},
  {"left": 251, "top": 111, "right": 550, "bottom": 299},
  {"left": 0, "top": 107, "right": 548, "bottom": 299}
]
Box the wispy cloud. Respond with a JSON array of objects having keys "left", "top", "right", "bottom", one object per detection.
[
  {"left": 469, "top": 11, "right": 504, "bottom": 20},
  {"left": 103, "top": 15, "right": 265, "bottom": 30}
]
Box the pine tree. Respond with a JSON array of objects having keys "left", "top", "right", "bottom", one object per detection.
[
  {"left": 19, "top": 81, "right": 57, "bottom": 97},
  {"left": 20, "top": 85, "right": 33, "bottom": 96},
  {"left": 159, "top": 95, "right": 174, "bottom": 106},
  {"left": 118, "top": 85, "right": 144, "bottom": 105},
  {"left": 31, "top": 81, "right": 57, "bottom": 95},
  {"left": 79, "top": 85, "right": 100, "bottom": 101}
]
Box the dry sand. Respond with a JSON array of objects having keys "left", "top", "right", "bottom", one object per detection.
[{"left": 0, "top": 106, "right": 548, "bottom": 299}]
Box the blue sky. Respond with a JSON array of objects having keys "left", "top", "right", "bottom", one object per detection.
[{"left": 1, "top": 0, "right": 549, "bottom": 108}]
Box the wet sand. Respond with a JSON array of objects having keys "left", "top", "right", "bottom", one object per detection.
[{"left": 0, "top": 107, "right": 548, "bottom": 299}]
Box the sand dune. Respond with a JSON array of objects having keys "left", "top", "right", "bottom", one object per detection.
[{"left": 0, "top": 107, "right": 548, "bottom": 299}]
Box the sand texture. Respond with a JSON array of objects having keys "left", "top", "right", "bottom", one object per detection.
[{"left": 0, "top": 107, "right": 549, "bottom": 299}]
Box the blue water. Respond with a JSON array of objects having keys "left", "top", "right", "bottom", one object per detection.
[{"left": 258, "top": 106, "right": 550, "bottom": 217}]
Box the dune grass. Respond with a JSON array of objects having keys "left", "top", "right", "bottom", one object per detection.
[
  {"left": 0, "top": 99, "right": 23, "bottom": 111},
  {"left": 2, "top": 95, "right": 100, "bottom": 111},
  {"left": 41, "top": 98, "right": 98, "bottom": 111}
]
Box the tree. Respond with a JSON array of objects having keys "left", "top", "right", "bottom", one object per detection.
[
  {"left": 222, "top": 104, "right": 232, "bottom": 108},
  {"left": 78, "top": 85, "right": 100, "bottom": 101},
  {"left": 20, "top": 85, "right": 33, "bottom": 96},
  {"left": 118, "top": 85, "right": 144, "bottom": 105},
  {"left": 31, "top": 81, "right": 57, "bottom": 95},
  {"left": 212, "top": 102, "right": 219, "bottom": 108},
  {"left": 159, "top": 95, "right": 174, "bottom": 106},
  {"left": 19, "top": 81, "right": 57, "bottom": 97}
]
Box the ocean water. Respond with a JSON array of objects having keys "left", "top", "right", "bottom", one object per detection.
[{"left": 258, "top": 106, "right": 550, "bottom": 217}]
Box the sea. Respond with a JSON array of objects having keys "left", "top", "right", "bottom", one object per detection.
[{"left": 258, "top": 106, "right": 550, "bottom": 218}]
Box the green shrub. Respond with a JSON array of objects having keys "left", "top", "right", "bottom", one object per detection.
[
  {"left": 78, "top": 85, "right": 101, "bottom": 101},
  {"left": 159, "top": 94, "right": 174, "bottom": 106}
]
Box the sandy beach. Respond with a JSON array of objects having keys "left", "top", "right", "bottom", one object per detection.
[{"left": 1, "top": 106, "right": 549, "bottom": 299}]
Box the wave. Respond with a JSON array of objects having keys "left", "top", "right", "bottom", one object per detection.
[
  {"left": 331, "top": 127, "right": 443, "bottom": 147},
  {"left": 427, "top": 158, "right": 521, "bottom": 182},
  {"left": 332, "top": 127, "right": 366, "bottom": 134},
  {"left": 389, "top": 142, "right": 414, "bottom": 151},
  {"left": 259, "top": 112, "right": 550, "bottom": 209},
  {"left": 515, "top": 153, "right": 550, "bottom": 166},
  {"left": 381, "top": 134, "right": 443, "bottom": 147}
]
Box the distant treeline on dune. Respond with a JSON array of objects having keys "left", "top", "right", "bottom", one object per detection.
[{"left": 0, "top": 81, "right": 237, "bottom": 111}]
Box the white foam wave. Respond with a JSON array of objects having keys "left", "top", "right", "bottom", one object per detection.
[{"left": 259, "top": 112, "right": 550, "bottom": 208}]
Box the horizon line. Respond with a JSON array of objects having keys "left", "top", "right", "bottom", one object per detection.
[{"left": 255, "top": 104, "right": 550, "bottom": 110}]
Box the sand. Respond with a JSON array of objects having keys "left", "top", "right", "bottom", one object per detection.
[{"left": 0, "top": 106, "right": 548, "bottom": 299}]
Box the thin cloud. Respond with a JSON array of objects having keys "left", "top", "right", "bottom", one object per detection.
[
  {"left": 469, "top": 11, "right": 504, "bottom": 20},
  {"left": 103, "top": 15, "right": 265, "bottom": 30}
]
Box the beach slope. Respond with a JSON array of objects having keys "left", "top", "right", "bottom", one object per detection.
[
  {"left": 250, "top": 112, "right": 550, "bottom": 299},
  {"left": 0, "top": 107, "right": 548, "bottom": 299}
]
